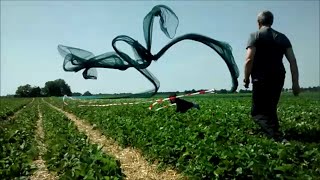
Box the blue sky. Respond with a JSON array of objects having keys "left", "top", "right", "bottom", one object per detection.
[{"left": 1, "top": 1, "right": 319, "bottom": 95}]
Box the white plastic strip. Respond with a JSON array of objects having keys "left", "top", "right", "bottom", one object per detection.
[
  {"left": 148, "top": 89, "right": 216, "bottom": 110},
  {"left": 62, "top": 89, "right": 215, "bottom": 109}
]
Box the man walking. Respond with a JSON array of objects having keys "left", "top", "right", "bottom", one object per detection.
[{"left": 244, "top": 10, "right": 300, "bottom": 141}]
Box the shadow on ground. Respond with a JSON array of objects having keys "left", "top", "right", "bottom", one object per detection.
[{"left": 284, "top": 128, "right": 320, "bottom": 143}]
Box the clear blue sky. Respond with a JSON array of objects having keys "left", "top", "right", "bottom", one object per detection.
[{"left": 1, "top": 1, "right": 319, "bottom": 95}]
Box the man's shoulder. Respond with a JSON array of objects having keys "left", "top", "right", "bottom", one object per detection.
[
  {"left": 249, "top": 31, "right": 259, "bottom": 38},
  {"left": 246, "top": 31, "right": 259, "bottom": 49},
  {"left": 270, "top": 28, "right": 283, "bottom": 34},
  {"left": 270, "top": 28, "right": 289, "bottom": 38},
  {"left": 271, "top": 28, "right": 291, "bottom": 45},
  {"left": 247, "top": 31, "right": 259, "bottom": 42},
  {"left": 249, "top": 29, "right": 271, "bottom": 40}
]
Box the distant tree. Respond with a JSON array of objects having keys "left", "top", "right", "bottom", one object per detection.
[
  {"left": 14, "top": 79, "right": 73, "bottom": 97},
  {"left": 15, "top": 84, "right": 32, "bottom": 97},
  {"left": 72, "top": 92, "right": 82, "bottom": 96},
  {"left": 40, "top": 87, "right": 47, "bottom": 96},
  {"left": 83, "top": 91, "right": 92, "bottom": 96},
  {"left": 56, "top": 79, "right": 72, "bottom": 96},
  {"left": 43, "top": 79, "right": 72, "bottom": 96},
  {"left": 15, "top": 85, "right": 42, "bottom": 97},
  {"left": 30, "top": 86, "right": 41, "bottom": 97},
  {"left": 43, "top": 81, "right": 58, "bottom": 96}
]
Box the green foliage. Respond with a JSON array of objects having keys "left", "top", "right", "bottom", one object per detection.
[
  {"left": 40, "top": 102, "right": 124, "bottom": 179},
  {"left": 72, "top": 92, "right": 82, "bottom": 96},
  {"left": 15, "top": 84, "right": 41, "bottom": 97},
  {"left": 52, "top": 92, "right": 320, "bottom": 179},
  {"left": 83, "top": 91, "right": 92, "bottom": 96},
  {"left": 0, "top": 103, "right": 38, "bottom": 179},
  {"left": 14, "top": 79, "right": 72, "bottom": 97},
  {"left": 43, "top": 79, "right": 72, "bottom": 97},
  {"left": 0, "top": 98, "right": 31, "bottom": 120}
]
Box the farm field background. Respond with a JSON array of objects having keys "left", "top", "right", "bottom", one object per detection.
[{"left": 1, "top": 92, "right": 319, "bottom": 179}]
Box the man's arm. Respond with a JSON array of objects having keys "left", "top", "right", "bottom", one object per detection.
[
  {"left": 285, "top": 47, "right": 300, "bottom": 96},
  {"left": 244, "top": 47, "right": 256, "bottom": 88}
]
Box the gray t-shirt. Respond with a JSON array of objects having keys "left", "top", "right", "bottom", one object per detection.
[{"left": 246, "top": 27, "right": 292, "bottom": 81}]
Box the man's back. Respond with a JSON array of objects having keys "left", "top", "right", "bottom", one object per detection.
[
  {"left": 243, "top": 10, "right": 300, "bottom": 142},
  {"left": 247, "top": 27, "right": 292, "bottom": 81}
]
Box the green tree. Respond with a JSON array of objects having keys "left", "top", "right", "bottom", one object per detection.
[
  {"left": 72, "top": 92, "right": 82, "bottom": 96},
  {"left": 30, "top": 86, "right": 41, "bottom": 97},
  {"left": 43, "top": 79, "right": 72, "bottom": 97},
  {"left": 15, "top": 84, "right": 32, "bottom": 97},
  {"left": 83, "top": 91, "right": 92, "bottom": 96},
  {"left": 15, "top": 85, "right": 42, "bottom": 97}
]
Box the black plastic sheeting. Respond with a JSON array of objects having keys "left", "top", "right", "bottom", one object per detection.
[{"left": 57, "top": 5, "right": 239, "bottom": 98}]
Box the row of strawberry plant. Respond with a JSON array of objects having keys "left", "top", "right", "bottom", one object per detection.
[
  {"left": 40, "top": 102, "right": 124, "bottom": 179},
  {"left": 278, "top": 92, "right": 320, "bottom": 143},
  {"left": 51, "top": 93, "right": 320, "bottom": 179},
  {"left": 0, "top": 97, "right": 32, "bottom": 120},
  {"left": 0, "top": 101, "right": 38, "bottom": 179}
]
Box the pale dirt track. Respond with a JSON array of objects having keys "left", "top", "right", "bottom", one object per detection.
[
  {"left": 30, "top": 105, "right": 57, "bottom": 180},
  {"left": 44, "top": 99, "right": 186, "bottom": 180}
]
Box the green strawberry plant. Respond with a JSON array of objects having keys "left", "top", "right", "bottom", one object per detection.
[
  {"left": 0, "top": 98, "right": 32, "bottom": 120},
  {"left": 40, "top": 102, "right": 124, "bottom": 179},
  {"left": 0, "top": 102, "right": 38, "bottom": 179},
  {"left": 48, "top": 92, "right": 320, "bottom": 179}
]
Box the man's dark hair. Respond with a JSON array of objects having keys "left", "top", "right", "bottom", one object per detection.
[{"left": 257, "top": 10, "right": 274, "bottom": 26}]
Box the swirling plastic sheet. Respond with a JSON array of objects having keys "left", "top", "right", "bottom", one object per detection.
[{"left": 58, "top": 5, "right": 239, "bottom": 98}]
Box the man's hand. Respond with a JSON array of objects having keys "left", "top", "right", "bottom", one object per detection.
[
  {"left": 244, "top": 47, "right": 255, "bottom": 89},
  {"left": 244, "top": 78, "right": 250, "bottom": 88},
  {"left": 285, "top": 47, "right": 300, "bottom": 96},
  {"left": 292, "top": 83, "right": 300, "bottom": 96}
]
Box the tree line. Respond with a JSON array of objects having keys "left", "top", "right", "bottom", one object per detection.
[
  {"left": 15, "top": 79, "right": 72, "bottom": 97},
  {"left": 12, "top": 78, "right": 320, "bottom": 98}
]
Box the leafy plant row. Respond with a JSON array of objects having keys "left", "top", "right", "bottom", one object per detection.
[
  {"left": 278, "top": 93, "right": 320, "bottom": 143},
  {"left": 50, "top": 93, "right": 320, "bottom": 179},
  {"left": 0, "top": 102, "right": 38, "bottom": 179},
  {"left": 40, "top": 102, "right": 124, "bottom": 179},
  {"left": 0, "top": 98, "right": 32, "bottom": 120}
]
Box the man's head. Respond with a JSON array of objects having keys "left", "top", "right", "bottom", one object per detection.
[{"left": 257, "top": 10, "right": 274, "bottom": 29}]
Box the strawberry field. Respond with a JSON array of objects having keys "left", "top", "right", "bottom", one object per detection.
[
  {"left": 40, "top": 102, "right": 123, "bottom": 179},
  {"left": 0, "top": 102, "right": 38, "bottom": 179},
  {"left": 0, "top": 98, "right": 32, "bottom": 120},
  {"left": 49, "top": 92, "right": 320, "bottom": 179},
  {"left": 1, "top": 92, "right": 319, "bottom": 179},
  {"left": 0, "top": 99, "right": 124, "bottom": 179}
]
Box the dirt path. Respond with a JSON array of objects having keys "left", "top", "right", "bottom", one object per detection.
[
  {"left": 44, "top": 100, "right": 185, "bottom": 180},
  {"left": 30, "top": 105, "right": 57, "bottom": 180}
]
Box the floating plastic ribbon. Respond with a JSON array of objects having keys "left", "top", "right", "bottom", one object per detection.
[{"left": 58, "top": 5, "right": 239, "bottom": 98}]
